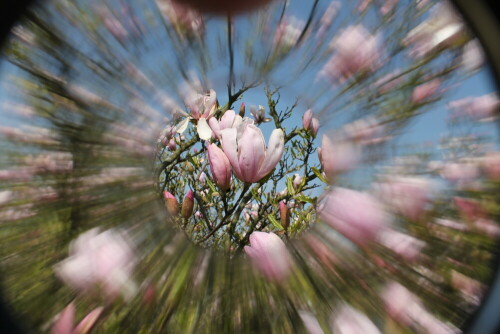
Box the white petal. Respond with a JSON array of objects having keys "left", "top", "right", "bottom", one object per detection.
[
  {"left": 197, "top": 118, "right": 213, "bottom": 140},
  {"left": 176, "top": 117, "right": 190, "bottom": 134}
]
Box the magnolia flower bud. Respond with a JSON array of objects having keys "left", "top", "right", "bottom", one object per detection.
[
  {"left": 280, "top": 201, "right": 290, "bottom": 230},
  {"left": 207, "top": 143, "right": 232, "bottom": 190},
  {"left": 239, "top": 102, "right": 245, "bottom": 117},
  {"left": 163, "top": 191, "right": 179, "bottom": 216},
  {"left": 181, "top": 190, "right": 195, "bottom": 219},
  {"left": 244, "top": 231, "right": 292, "bottom": 281}
]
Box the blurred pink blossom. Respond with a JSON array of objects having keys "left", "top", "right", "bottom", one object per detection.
[
  {"left": 54, "top": 228, "right": 137, "bottom": 300},
  {"left": 273, "top": 16, "right": 304, "bottom": 51},
  {"left": 244, "top": 231, "right": 292, "bottom": 281},
  {"left": 319, "top": 135, "right": 361, "bottom": 181},
  {"left": 320, "top": 25, "right": 382, "bottom": 82},
  {"left": 483, "top": 152, "right": 500, "bottom": 179},
  {"left": 474, "top": 219, "right": 500, "bottom": 238},
  {"left": 318, "top": 188, "right": 389, "bottom": 245},
  {"left": 374, "top": 177, "right": 433, "bottom": 220},
  {"left": 461, "top": 39, "right": 484, "bottom": 72},
  {"left": 51, "top": 303, "right": 103, "bottom": 334},
  {"left": 411, "top": 79, "right": 441, "bottom": 104},
  {"left": 448, "top": 94, "right": 499, "bottom": 122},
  {"left": 441, "top": 162, "right": 480, "bottom": 183},
  {"left": 378, "top": 229, "right": 425, "bottom": 261},
  {"left": 332, "top": 305, "right": 381, "bottom": 334}
]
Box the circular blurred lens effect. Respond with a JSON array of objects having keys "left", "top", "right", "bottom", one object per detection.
[{"left": 0, "top": 0, "right": 499, "bottom": 333}]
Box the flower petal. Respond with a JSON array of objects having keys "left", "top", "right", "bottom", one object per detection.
[
  {"left": 238, "top": 124, "right": 266, "bottom": 183},
  {"left": 51, "top": 303, "right": 75, "bottom": 334},
  {"left": 220, "top": 109, "right": 236, "bottom": 130},
  {"left": 73, "top": 306, "right": 104, "bottom": 334},
  {"left": 221, "top": 128, "right": 243, "bottom": 180},
  {"left": 256, "top": 129, "right": 285, "bottom": 181},
  {"left": 197, "top": 118, "right": 212, "bottom": 140},
  {"left": 176, "top": 117, "right": 190, "bottom": 134},
  {"left": 208, "top": 117, "right": 221, "bottom": 139}
]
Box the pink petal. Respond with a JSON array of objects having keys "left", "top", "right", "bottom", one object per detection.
[
  {"left": 51, "top": 303, "right": 75, "bottom": 334},
  {"left": 221, "top": 128, "right": 243, "bottom": 180},
  {"left": 73, "top": 307, "right": 104, "bottom": 334},
  {"left": 256, "top": 129, "right": 285, "bottom": 181},
  {"left": 220, "top": 110, "right": 236, "bottom": 130},
  {"left": 197, "top": 118, "right": 213, "bottom": 140},
  {"left": 208, "top": 117, "right": 221, "bottom": 139},
  {"left": 238, "top": 125, "right": 266, "bottom": 183},
  {"left": 207, "top": 143, "right": 232, "bottom": 190}
]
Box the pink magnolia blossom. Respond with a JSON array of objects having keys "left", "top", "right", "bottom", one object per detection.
[
  {"left": 177, "top": 89, "right": 217, "bottom": 140},
  {"left": 54, "top": 228, "right": 137, "bottom": 300},
  {"left": 374, "top": 177, "right": 433, "bottom": 220},
  {"left": 448, "top": 94, "right": 499, "bottom": 122},
  {"left": 244, "top": 231, "right": 292, "bottom": 281},
  {"left": 293, "top": 174, "right": 304, "bottom": 189},
  {"left": 321, "top": 25, "right": 382, "bottom": 83},
  {"left": 208, "top": 109, "right": 252, "bottom": 139},
  {"left": 318, "top": 188, "right": 389, "bottom": 245},
  {"left": 411, "top": 79, "right": 441, "bottom": 104},
  {"left": 378, "top": 229, "right": 425, "bottom": 261},
  {"left": 451, "top": 270, "right": 483, "bottom": 305},
  {"left": 332, "top": 305, "right": 381, "bottom": 334},
  {"left": 51, "top": 303, "right": 104, "bottom": 334},
  {"left": 319, "top": 135, "right": 361, "bottom": 180},
  {"left": 302, "top": 109, "right": 319, "bottom": 135},
  {"left": 220, "top": 124, "right": 284, "bottom": 183},
  {"left": 249, "top": 105, "right": 270, "bottom": 123},
  {"left": 207, "top": 143, "right": 232, "bottom": 190}
]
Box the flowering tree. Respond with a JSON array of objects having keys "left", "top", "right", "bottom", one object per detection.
[{"left": 0, "top": 0, "right": 499, "bottom": 333}]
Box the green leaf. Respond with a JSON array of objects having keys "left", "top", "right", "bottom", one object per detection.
[
  {"left": 311, "top": 167, "right": 328, "bottom": 184},
  {"left": 206, "top": 178, "right": 217, "bottom": 193},
  {"left": 268, "top": 214, "right": 284, "bottom": 230},
  {"left": 294, "top": 194, "right": 314, "bottom": 204},
  {"left": 286, "top": 177, "right": 295, "bottom": 196}
]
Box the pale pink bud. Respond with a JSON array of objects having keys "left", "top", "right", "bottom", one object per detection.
[
  {"left": 73, "top": 306, "right": 104, "bottom": 334},
  {"left": 411, "top": 79, "right": 441, "bottom": 104},
  {"left": 318, "top": 188, "right": 389, "bottom": 245},
  {"left": 239, "top": 103, "right": 245, "bottom": 117},
  {"left": 207, "top": 143, "right": 232, "bottom": 190},
  {"left": 302, "top": 109, "right": 313, "bottom": 129},
  {"left": 199, "top": 172, "right": 206, "bottom": 184},
  {"left": 195, "top": 211, "right": 202, "bottom": 218},
  {"left": 293, "top": 174, "right": 303, "bottom": 189},
  {"left": 167, "top": 138, "right": 176, "bottom": 150},
  {"left": 380, "top": 282, "right": 418, "bottom": 325},
  {"left": 220, "top": 125, "right": 284, "bottom": 183},
  {"left": 244, "top": 231, "right": 292, "bottom": 281},
  {"left": 51, "top": 303, "right": 75, "bottom": 334},
  {"left": 380, "top": 0, "right": 398, "bottom": 15}
]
